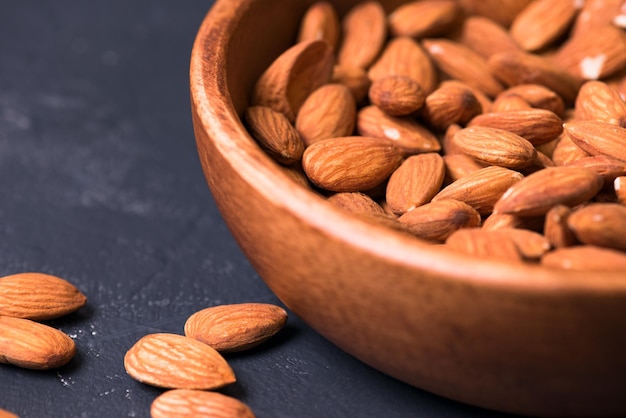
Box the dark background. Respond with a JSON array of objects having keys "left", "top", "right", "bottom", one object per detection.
[{"left": 0, "top": 1, "right": 519, "bottom": 417}]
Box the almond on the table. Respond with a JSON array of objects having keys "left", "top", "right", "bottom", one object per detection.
[
  {"left": 151, "top": 389, "right": 256, "bottom": 418},
  {"left": 184, "top": 303, "right": 287, "bottom": 353}
]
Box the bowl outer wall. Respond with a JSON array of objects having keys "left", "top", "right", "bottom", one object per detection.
[{"left": 190, "top": 0, "right": 626, "bottom": 415}]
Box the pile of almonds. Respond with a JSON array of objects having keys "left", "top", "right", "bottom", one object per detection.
[
  {"left": 124, "top": 302, "right": 287, "bottom": 417},
  {"left": 245, "top": 0, "right": 626, "bottom": 271}
]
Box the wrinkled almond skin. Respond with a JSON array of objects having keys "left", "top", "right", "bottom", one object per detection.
[
  {"left": 433, "top": 166, "right": 524, "bottom": 215},
  {"left": 368, "top": 36, "right": 437, "bottom": 93},
  {"left": 542, "top": 246, "right": 626, "bottom": 271},
  {"left": 245, "top": 106, "right": 304, "bottom": 165},
  {"left": 453, "top": 126, "right": 537, "bottom": 169},
  {"left": 566, "top": 155, "right": 626, "bottom": 184},
  {"left": 397, "top": 199, "right": 481, "bottom": 242},
  {"left": 499, "top": 84, "right": 565, "bottom": 117},
  {"left": 552, "top": 132, "right": 590, "bottom": 166},
  {"left": 567, "top": 203, "right": 626, "bottom": 252},
  {"left": 252, "top": 40, "right": 334, "bottom": 122},
  {"left": 124, "top": 333, "right": 236, "bottom": 390},
  {"left": 494, "top": 167, "right": 604, "bottom": 216},
  {"left": 184, "top": 303, "right": 287, "bottom": 353},
  {"left": 368, "top": 75, "right": 425, "bottom": 116},
  {"left": 544, "top": 204, "right": 578, "bottom": 249},
  {"left": 490, "top": 94, "right": 533, "bottom": 113},
  {"left": 0, "top": 272, "right": 86, "bottom": 321},
  {"left": 297, "top": 1, "right": 341, "bottom": 51},
  {"left": 443, "top": 153, "right": 484, "bottom": 182},
  {"left": 510, "top": 0, "right": 579, "bottom": 52},
  {"left": 422, "top": 38, "right": 503, "bottom": 98},
  {"left": 388, "top": 0, "right": 460, "bottom": 39},
  {"left": 357, "top": 105, "right": 441, "bottom": 154},
  {"left": 575, "top": 80, "right": 626, "bottom": 127},
  {"left": 328, "top": 192, "right": 385, "bottom": 215},
  {"left": 458, "top": 16, "right": 521, "bottom": 59},
  {"left": 151, "top": 390, "right": 256, "bottom": 418},
  {"left": 0, "top": 316, "right": 75, "bottom": 370},
  {"left": 331, "top": 65, "right": 371, "bottom": 104},
  {"left": 445, "top": 228, "right": 523, "bottom": 262},
  {"left": 337, "top": 1, "right": 387, "bottom": 69},
  {"left": 564, "top": 120, "right": 626, "bottom": 162},
  {"left": 422, "top": 81, "right": 482, "bottom": 131},
  {"left": 302, "top": 136, "right": 403, "bottom": 192},
  {"left": 296, "top": 84, "right": 356, "bottom": 146},
  {"left": 468, "top": 109, "right": 563, "bottom": 146},
  {"left": 500, "top": 228, "right": 552, "bottom": 260},
  {"left": 385, "top": 153, "right": 445, "bottom": 215}
]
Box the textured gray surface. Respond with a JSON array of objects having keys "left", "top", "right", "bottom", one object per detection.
[{"left": 0, "top": 1, "right": 518, "bottom": 417}]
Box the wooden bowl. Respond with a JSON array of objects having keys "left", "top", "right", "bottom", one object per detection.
[{"left": 190, "top": 1, "right": 626, "bottom": 416}]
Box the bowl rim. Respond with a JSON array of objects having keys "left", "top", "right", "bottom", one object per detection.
[{"left": 190, "top": 0, "right": 626, "bottom": 293}]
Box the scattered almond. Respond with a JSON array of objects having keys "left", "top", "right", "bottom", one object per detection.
[{"left": 151, "top": 389, "right": 255, "bottom": 418}]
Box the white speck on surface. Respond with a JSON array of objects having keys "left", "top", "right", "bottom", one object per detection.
[
  {"left": 592, "top": 214, "right": 604, "bottom": 222},
  {"left": 579, "top": 10, "right": 590, "bottom": 23},
  {"left": 428, "top": 44, "right": 444, "bottom": 55},
  {"left": 615, "top": 177, "right": 623, "bottom": 191},
  {"left": 563, "top": 259, "right": 572, "bottom": 269},
  {"left": 56, "top": 372, "right": 73, "bottom": 387},
  {"left": 383, "top": 127, "right": 400, "bottom": 140},
  {"left": 580, "top": 55, "right": 606, "bottom": 80},
  {"left": 573, "top": 0, "right": 584, "bottom": 9},
  {"left": 613, "top": 14, "right": 626, "bottom": 28}
]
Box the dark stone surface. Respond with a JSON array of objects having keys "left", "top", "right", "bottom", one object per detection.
[{"left": 0, "top": 1, "right": 519, "bottom": 417}]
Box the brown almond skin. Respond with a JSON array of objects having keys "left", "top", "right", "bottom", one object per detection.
[
  {"left": 552, "top": 132, "right": 590, "bottom": 166},
  {"left": 575, "top": 80, "right": 626, "bottom": 127},
  {"left": 544, "top": 204, "right": 579, "bottom": 249},
  {"left": 331, "top": 65, "right": 371, "bottom": 104},
  {"left": 433, "top": 166, "right": 524, "bottom": 215},
  {"left": 0, "top": 316, "right": 75, "bottom": 370},
  {"left": 422, "top": 81, "right": 482, "bottom": 131},
  {"left": 328, "top": 192, "right": 385, "bottom": 216},
  {"left": 151, "top": 390, "right": 256, "bottom": 418},
  {"left": 542, "top": 246, "right": 626, "bottom": 271},
  {"left": 494, "top": 167, "right": 604, "bottom": 216},
  {"left": 566, "top": 155, "right": 626, "bottom": 184},
  {"left": 453, "top": 126, "right": 537, "bottom": 169},
  {"left": 337, "top": 1, "right": 387, "bottom": 69},
  {"left": 252, "top": 40, "right": 334, "bottom": 122},
  {"left": 184, "top": 303, "right": 288, "bottom": 353},
  {"left": 443, "top": 153, "right": 484, "bottom": 182},
  {"left": 245, "top": 106, "right": 304, "bottom": 165},
  {"left": 468, "top": 109, "right": 563, "bottom": 146},
  {"left": 457, "top": 0, "right": 533, "bottom": 27},
  {"left": 398, "top": 199, "right": 481, "bottom": 242},
  {"left": 564, "top": 120, "right": 626, "bottom": 163},
  {"left": 458, "top": 16, "right": 521, "bottom": 59},
  {"left": 124, "top": 333, "right": 236, "bottom": 390},
  {"left": 445, "top": 228, "right": 523, "bottom": 262},
  {"left": 357, "top": 105, "right": 441, "bottom": 155},
  {"left": 297, "top": 1, "right": 340, "bottom": 52},
  {"left": 567, "top": 203, "right": 626, "bottom": 252},
  {"left": 368, "top": 36, "right": 437, "bottom": 93},
  {"left": 368, "top": 75, "right": 425, "bottom": 116},
  {"left": 490, "top": 94, "right": 533, "bottom": 113},
  {"left": 0, "top": 272, "right": 86, "bottom": 321},
  {"left": 295, "top": 84, "right": 356, "bottom": 147},
  {"left": 388, "top": 0, "right": 460, "bottom": 39},
  {"left": 385, "top": 153, "right": 445, "bottom": 215}
]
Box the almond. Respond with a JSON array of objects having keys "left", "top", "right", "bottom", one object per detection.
[
  {"left": 498, "top": 84, "right": 565, "bottom": 117},
  {"left": 500, "top": 228, "right": 552, "bottom": 260},
  {"left": 482, "top": 212, "right": 545, "bottom": 231},
  {"left": 566, "top": 155, "right": 626, "bottom": 184},
  {"left": 295, "top": 84, "right": 356, "bottom": 146},
  {"left": 553, "top": 25, "right": 626, "bottom": 81},
  {"left": 337, "top": 1, "right": 387, "bottom": 69},
  {"left": 0, "top": 409, "right": 18, "bottom": 418},
  {"left": 443, "top": 153, "right": 484, "bottom": 182},
  {"left": 421, "top": 80, "right": 483, "bottom": 131},
  {"left": 433, "top": 166, "right": 524, "bottom": 215},
  {"left": 490, "top": 94, "right": 533, "bottom": 113},
  {"left": 331, "top": 65, "right": 371, "bottom": 104},
  {"left": 542, "top": 245, "right": 626, "bottom": 271},
  {"left": 252, "top": 40, "right": 334, "bottom": 122},
  {"left": 245, "top": 106, "right": 304, "bottom": 165},
  {"left": 564, "top": 120, "right": 626, "bottom": 162},
  {"left": 0, "top": 272, "right": 86, "bottom": 321},
  {"left": 388, "top": 0, "right": 460, "bottom": 38},
  {"left": 151, "top": 390, "right": 256, "bottom": 418},
  {"left": 0, "top": 316, "right": 75, "bottom": 370},
  {"left": 551, "top": 132, "right": 590, "bottom": 166},
  {"left": 397, "top": 199, "right": 481, "bottom": 242},
  {"left": 457, "top": 0, "right": 533, "bottom": 27},
  {"left": 468, "top": 109, "right": 563, "bottom": 146},
  {"left": 570, "top": 0, "right": 625, "bottom": 36},
  {"left": 544, "top": 204, "right": 579, "bottom": 248},
  {"left": 385, "top": 153, "right": 445, "bottom": 215},
  {"left": 184, "top": 303, "right": 287, "bottom": 353},
  {"left": 328, "top": 192, "right": 385, "bottom": 215},
  {"left": 124, "top": 333, "right": 235, "bottom": 390},
  {"left": 567, "top": 203, "right": 626, "bottom": 252},
  {"left": 297, "top": 1, "right": 341, "bottom": 51},
  {"left": 422, "top": 38, "right": 504, "bottom": 98},
  {"left": 445, "top": 228, "right": 523, "bottom": 262},
  {"left": 302, "top": 136, "right": 403, "bottom": 192},
  {"left": 575, "top": 80, "right": 626, "bottom": 127},
  {"left": 457, "top": 16, "right": 521, "bottom": 59},
  {"left": 356, "top": 105, "right": 441, "bottom": 154},
  {"left": 368, "top": 75, "right": 425, "bottom": 116},
  {"left": 368, "top": 36, "right": 437, "bottom": 93},
  {"left": 488, "top": 51, "right": 580, "bottom": 104},
  {"left": 453, "top": 126, "right": 537, "bottom": 169},
  {"left": 510, "top": 0, "right": 580, "bottom": 52},
  {"left": 493, "top": 166, "right": 604, "bottom": 216}
]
